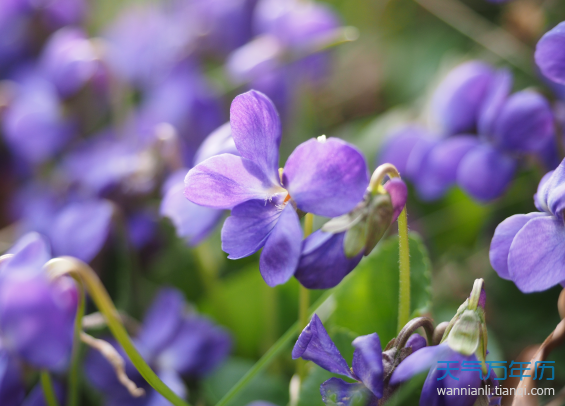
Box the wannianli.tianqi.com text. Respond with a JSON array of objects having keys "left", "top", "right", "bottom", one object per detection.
[{"left": 436, "top": 387, "right": 555, "bottom": 396}]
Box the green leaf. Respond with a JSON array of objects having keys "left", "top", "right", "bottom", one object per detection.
[{"left": 331, "top": 233, "right": 431, "bottom": 344}]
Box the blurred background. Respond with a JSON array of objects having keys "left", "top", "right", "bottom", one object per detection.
[{"left": 1, "top": 0, "right": 565, "bottom": 404}]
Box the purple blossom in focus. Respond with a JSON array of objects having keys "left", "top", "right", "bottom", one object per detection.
[
  {"left": 490, "top": 158, "right": 565, "bottom": 292},
  {"left": 185, "top": 90, "right": 369, "bottom": 286},
  {"left": 85, "top": 288, "right": 231, "bottom": 405}
]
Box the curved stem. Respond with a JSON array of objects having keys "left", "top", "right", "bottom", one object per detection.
[
  {"left": 297, "top": 213, "right": 314, "bottom": 383},
  {"left": 41, "top": 371, "right": 61, "bottom": 406},
  {"left": 397, "top": 208, "right": 411, "bottom": 333},
  {"left": 45, "top": 257, "right": 190, "bottom": 406},
  {"left": 368, "top": 163, "right": 401, "bottom": 193},
  {"left": 68, "top": 280, "right": 86, "bottom": 406},
  {"left": 395, "top": 317, "right": 435, "bottom": 349}
]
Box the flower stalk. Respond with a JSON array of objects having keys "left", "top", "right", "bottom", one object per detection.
[
  {"left": 41, "top": 371, "right": 61, "bottom": 406},
  {"left": 44, "top": 257, "right": 191, "bottom": 406},
  {"left": 297, "top": 212, "right": 314, "bottom": 383}
]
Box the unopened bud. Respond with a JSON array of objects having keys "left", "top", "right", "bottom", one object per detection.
[{"left": 433, "top": 321, "right": 449, "bottom": 345}]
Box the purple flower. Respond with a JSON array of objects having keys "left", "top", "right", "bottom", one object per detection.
[
  {"left": 39, "top": 27, "right": 100, "bottom": 97},
  {"left": 535, "top": 21, "right": 565, "bottom": 85},
  {"left": 85, "top": 288, "right": 231, "bottom": 405},
  {"left": 185, "top": 90, "right": 369, "bottom": 286},
  {"left": 0, "top": 346, "right": 25, "bottom": 406},
  {"left": 2, "top": 75, "right": 74, "bottom": 165},
  {"left": 0, "top": 233, "right": 78, "bottom": 371},
  {"left": 490, "top": 158, "right": 565, "bottom": 292},
  {"left": 292, "top": 314, "right": 383, "bottom": 404},
  {"left": 161, "top": 122, "right": 237, "bottom": 246},
  {"left": 391, "top": 343, "right": 482, "bottom": 406}
]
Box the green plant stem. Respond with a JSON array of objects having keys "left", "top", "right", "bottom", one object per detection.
[
  {"left": 45, "top": 257, "right": 191, "bottom": 406},
  {"left": 216, "top": 289, "right": 334, "bottom": 406},
  {"left": 41, "top": 371, "right": 61, "bottom": 406},
  {"left": 68, "top": 280, "right": 86, "bottom": 406},
  {"left": 397, "top": 207, "right": 411, "bottom": 333},
  {"left": 297, "top": 213, "right": 314, "bottom": 383}
]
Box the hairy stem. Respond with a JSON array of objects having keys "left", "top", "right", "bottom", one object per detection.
[
  {"left": 45, "top": 257, "right": 190, "bottom": 406},
  {"left": 397, "top": 208, "right": 411, "bottom": 333},
  {"left": 297, "top": 213, "right": 314, "bottom": 383},
  {"left": 67, "top": 281, "right": 86, "bottom": 406},
  {"left": 41, "top": 371, "right": 60, "bottom": 406}
]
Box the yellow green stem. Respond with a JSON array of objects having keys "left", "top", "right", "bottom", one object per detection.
[
  {"left": 397, "top": 208, "right": 411, "bottom": 333},
  {"left": 41, "top": 371, "right": 61, "bottom": 406},
  {"left": 297, "top": 213, "right": 314, "bottom": 382},
  {"left": 45, "top": 257, "right": 191, "bottom": 406}
]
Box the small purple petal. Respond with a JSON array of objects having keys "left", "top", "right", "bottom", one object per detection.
[
  {"left": 535, "top": 170, "right": 555, "bottom": 213},
  {"left": 478, "top": 68, "right": 513, "bottom": 137},
  {"left": 404, "top": 136, "right": 444, "bottom": 201},
  {"left": 431, "top": 61, "right": 495, "bottom": 135},
  {"left": 221, "top": 198, "right": 283, "bottom": 260},
  {"left": 489, "top": 213, "right": 547, "bottom": 280},
  {"left": 0, "top": 349, "right": 25, "bottom": 406},
  {"left": 294, "top": 231, "right": 362, "bottom": 289},
  {"left": 377, "top": 126, "right": 433, "bottom": 177},
  {"left": 284, "top": 137, "right": 369, "bottom": 217},
  {"left": 292, "top": 314, "right": 353, "bottom": 378},
  {"left": 230, "top": 90, "right": 282, "bottom": 185},
  {"left": 3, "top": 232, "right": 51, "bottom": 279},
  {"left": 539, "top": 160, "right": 565, "bottom": 220},
  {"left": 185, "top": 154, "right": 283, "bottom": 210},
  {"left": 383, "top": 178, "right": 407, "bottom": 223},
  {"left": 492, "top": 90, "right": 554, "bottom": 153},
  {"left": 535, "top": 22, "right": 565, "bottom": 85},
  {"left": 351, "top": 333, "right": 384, "bottom": 398},
  {"left": 137, "top": 288, "right": 185, "bottom": 361},
  {"left": 390, "top": 344, "right": 449, "bottom": 384},
  {"left": 508, "top": 215, "right": 565, "bottom": 292},
  {"left": 259, "top": 203, "right": 302, "bottom": 287},
  {"left": 320, "top": 378, "right": 373, "bottom": 406},
  {"left": 49, "top": 199, "right": 113, "bottom": 262},
  {"left": 193, "top": 122, "right": 238, "bottom": 166},
  {"left": 457, "top": 144, "right": 516, "bottom": 202},
  {"left": 405, "top": 334, "right": 427, "bottom": 353}
]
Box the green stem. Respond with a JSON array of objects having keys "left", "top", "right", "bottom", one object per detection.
[
  {"left": 45, "top": 257, "right": 191, "bottom": 406},
  {"left": 397, "top": 207, "right": 411, "bottom": 333},
  {"left": 216, "top": 289, "right": 334, "bottom": 406},
  {"left": 297, "top": 213, "right": 314, "bottom": 382},
  {"left": 41, "top": 371, "right": 61, "bottom": 406},
  {"left": 68, "top": 281, "right": 86, "bottom": 406}
]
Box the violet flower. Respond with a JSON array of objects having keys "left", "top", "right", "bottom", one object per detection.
[
  {"left": 295, "top": 178, "right": 407, "bottom": 289},
  {"left": 185, "top": 90, "right": 368, "bottom": 286},
  {"left": 535, "top": 21, "right": 565, "bottom": 85},
  {"left": 490, "top": 158, "right": 565, "bottom": 292},
  {"left": 85, "top": 288, "right": 231, "bottom": 405},
  {"left": 0, "top": 233, "right": 78, "bottom": 372}
]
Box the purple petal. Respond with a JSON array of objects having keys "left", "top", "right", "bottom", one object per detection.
[
  {"left": 351, "top": 333, "right": 384, "bottom": 398},
  {"left": 406, "top": 334, "right": 427, "bottom": 353},
  {"left": 457, "top": 144, "right": 516, "bottom": 202},
  {"left": 417, "top": 135, "right": 479, "bottom": 200},
  {"left": 49, "top": 199, "right": 113, "bottom": 262},
  {"left": 193, "top": 122, "right": 238, "bottom": 166},
  {"left": 137, "top": 288, "right": 185, "bottom": 360},
  {"left": 156, "top": 316, "right": 231, "bottom": 376},
  {"left": 508, "top": 215, "right": 565, "bottom": 292},
  {"left": 185, "top": 154, "right": 283, "bottom": 210},
  {"left": 390, "top": 344, "right": 449, "bottom": 384},
  {"left": 161, "top": 178, "right": 224, "bottom": 246},
  {"left": 230, "top": 90, "right": 281, "bottom": 185},
  {"left": 3, "top": 232, "right": 51, "bottom": 279},
  {"left": 478, "top": 68, "right": 513, "bottom": 137},
  {"left": 431, "top": 61, "right": 495, "bottom": 135},
  {"left": 0, "top": 349, "right": 25, "bottom": 406},
  {"left": 535, "top": 170, "right": 555, "bottom": 213},
  {"left": 284, "top": 137, "right": 369, "bottom": 217},
  {"left": 294, "top": 231, "right": 362, "bottom": 289},
  {"left": 292, "top": 314, "right": 353, "bottom": 377},
  {"left": 492, "top": 90, "right": 554, "bottom": 153},
  {"left": 377, "top": 126, "right": 433, "bottom": 177},
  {"left": 320, "top": 378, "right": 373, "bottom": 406},
  {"left": 383, "top": 178, "right": 407, "bottom": 223},
  {"left": 404, "top": 136, "right": 446, "bottom": 201},
  {"left": 538, "top": 160, "right": 565, "bottom": 220},
  {"left": 259, "top": 203, "right": 302, "bottom": 287},
  {"left": 535, "top": 22, "right": 565, "bottom": 85},
  {"left": 489, "top": 213, "right": 547, "bottom": 280},
  {"left": 221, "top": 198, "right": 284, "bottom": 259}
]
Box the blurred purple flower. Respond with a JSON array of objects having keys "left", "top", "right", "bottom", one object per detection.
[
  {"left": 535, "top": 21, "right": 565, "bottom": 85},
  {"left": 2, "top": 75, "right": 74, "bottom": 165},
  {"left": 85, "top": 288, "right": 231, "bottom": 405},
  {"left": 0, "top": 233, "right": 77, "bottom": 371},
  {"left": 22, "top": 381, "right": 65, "bottom": 406},
  {"left": 0, "top": 345, "right": 25, "bottom": 406},
  {"left": 39, "top": 27, "right": 100, "bottom": 97},
  {"left": 490, "top": 158, "right": 565, "bottom": 292},
  {"left": 185, "top": 90, "right": 368, "bottom": 286}
]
